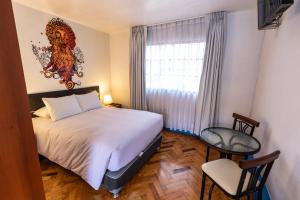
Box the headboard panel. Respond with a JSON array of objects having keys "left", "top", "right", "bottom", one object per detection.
[{"left": 28, "top": 86, "right": 99, "bottom": 111}]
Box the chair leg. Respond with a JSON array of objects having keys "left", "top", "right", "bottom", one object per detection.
[
  {"left": 227, "top": 154, "right": 232, "bottom": 160},
  {"left": 247, "top": 194, "right": 250, "bottom": 200},
  {"left": 205, "top": 147, "right": 210, "bottom": 162},
  {"left": 208, "top": 183, "right": 215, "bottom": 200},
  {"left": 200, "top": 173, "right": 206, "bottom": 200},
  {"left": 258, "top": 189, "right": 263, "bottom": 200},
  {"left": 219, "top": 152, "right": 226, "bottom": 159}
]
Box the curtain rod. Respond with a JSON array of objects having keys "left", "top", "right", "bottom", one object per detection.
[{"left": 147, "top": 15, "right": 205, "bottom": 27}]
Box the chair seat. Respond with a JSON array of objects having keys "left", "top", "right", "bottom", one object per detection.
[{"left": 202, "top": 159, "right": 257, "bottom": 196}]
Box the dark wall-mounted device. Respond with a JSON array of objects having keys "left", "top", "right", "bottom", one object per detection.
[{"left": 258, "top": 0, "right": 294, "bottom": 30}]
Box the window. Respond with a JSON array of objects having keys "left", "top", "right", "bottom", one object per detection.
[{"left": 146, "top": 42, "right": 206, "bottom": 93}]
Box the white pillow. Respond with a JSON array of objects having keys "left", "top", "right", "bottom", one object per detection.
[
  {"left": 76, "top": 91, "right": 101, "bottom": 112},
  {"left": 42, "top": 95, "right": 82, "bottom": 121},
  {"left": 33, "top": 106, "right": 50, "bottom": 118}
]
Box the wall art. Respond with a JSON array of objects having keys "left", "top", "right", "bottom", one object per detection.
[{"left": 32, "top": 18, "right": 84, "bottom": 89}]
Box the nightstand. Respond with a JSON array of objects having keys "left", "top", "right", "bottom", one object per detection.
[{"left": 107, "top": 103, "right": 122, "bottom": 108}]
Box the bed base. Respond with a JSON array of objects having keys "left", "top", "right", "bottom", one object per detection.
[{"left": 101, "top": 133, "right": 162, "bottom": 198}]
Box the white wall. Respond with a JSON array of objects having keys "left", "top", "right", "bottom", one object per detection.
[
  {"left": 218, "top": 10, "right": 264, "bottom": 126},
  {"left": 251, "top": 1, "right": 300, "bottom": 199},
  {"left": 109, "top": 29, "right": 131, "bottom": 107},
  {"left": 109, "top": 10, "right": 264, "bottom": 122},
  {"left": 12, "top": 2, "right": 111, "bottom": 95}
]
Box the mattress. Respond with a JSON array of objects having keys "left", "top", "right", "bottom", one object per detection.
[{"left": 32, "top": 107, "right": 163, "bottom": 189}]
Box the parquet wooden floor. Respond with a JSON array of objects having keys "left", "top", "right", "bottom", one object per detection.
[{"left": 40, "top": 131, "right": 248, "bottom": 200}]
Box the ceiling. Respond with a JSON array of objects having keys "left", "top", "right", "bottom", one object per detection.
[{"left": 13, "top": 0, "right": 256, "bottom": 33}]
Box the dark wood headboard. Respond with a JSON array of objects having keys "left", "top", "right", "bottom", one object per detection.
[{"left": 28, "top": 86, "right": 99, "bottom": 111}]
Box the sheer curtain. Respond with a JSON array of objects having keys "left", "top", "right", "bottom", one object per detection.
[{"left": 146, "top": 18, "right": 207, "bottom": 133}]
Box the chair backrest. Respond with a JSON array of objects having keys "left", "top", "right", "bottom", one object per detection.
[
  {"left": 236, "top": 151, "right": 280, "bottom": 196},
  {"left": 232, "top": 113, "right": 260, "bottom": 136}
]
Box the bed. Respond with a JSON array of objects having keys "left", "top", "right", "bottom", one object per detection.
[{"left": 28, "top": 86, "right": 163, "bottom": 198}]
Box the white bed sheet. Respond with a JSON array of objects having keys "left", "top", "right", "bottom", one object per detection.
[{"left": 32, "top": 107, "right": 163, "bottom": 190}]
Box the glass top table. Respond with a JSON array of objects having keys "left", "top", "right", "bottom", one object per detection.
[{"left": 200, "top": 127, "right": 261, "bottom": 156}]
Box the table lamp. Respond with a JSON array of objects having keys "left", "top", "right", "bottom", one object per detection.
[{"left": 103, "top": 94, "right": 113, "bottom": 105}]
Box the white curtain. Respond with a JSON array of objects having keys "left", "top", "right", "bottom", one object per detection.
[
  {"left": 146, "top": 18, "right": 207, "bottom": 133},
  {"left": 147, "top": 89, "right": 198, "bottom": 132}
]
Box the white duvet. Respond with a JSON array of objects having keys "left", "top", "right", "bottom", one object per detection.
[{"left": 32, "top": 107, "right": 163, "bottom": 190}]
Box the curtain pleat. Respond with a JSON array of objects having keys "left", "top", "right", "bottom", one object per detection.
[
  {"left": 147, "top": 18, "right": 207, "bottom": 45},
  {"left": 130, "top": 26, "right": 147, "bottom": 110},
  {"left": 194, "top": 12, "right": 226, "bottom": 135}
]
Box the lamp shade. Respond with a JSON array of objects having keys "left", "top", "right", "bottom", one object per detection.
[{"left": 103, "top": 94, "right": 113, "bottom": 105}]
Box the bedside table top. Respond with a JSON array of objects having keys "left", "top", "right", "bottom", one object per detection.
[{"left": 107, "top": 103, "right": 122, "bottom": 108}]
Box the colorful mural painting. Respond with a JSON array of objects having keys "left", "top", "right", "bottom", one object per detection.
[{"left": 32, "top": 18, "right": 84, "bottom": 89}]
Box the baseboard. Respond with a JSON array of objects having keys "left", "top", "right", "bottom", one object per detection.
[
  {"left": 254, "top": 185, "right": 271, "bottom": 200},
  {"left": 164, "top": 128, "right": 197, "bottom": 137}
]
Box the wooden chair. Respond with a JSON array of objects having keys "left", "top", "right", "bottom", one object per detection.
[
  {"left": 232, "top": 113, "right": 260, "bottom": 160},
  {"left": 200, "top": 151, "right": 280, "bottom": 200},
  {"left": 232, "top": 113, "right": 260, "bottom": 136}
]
